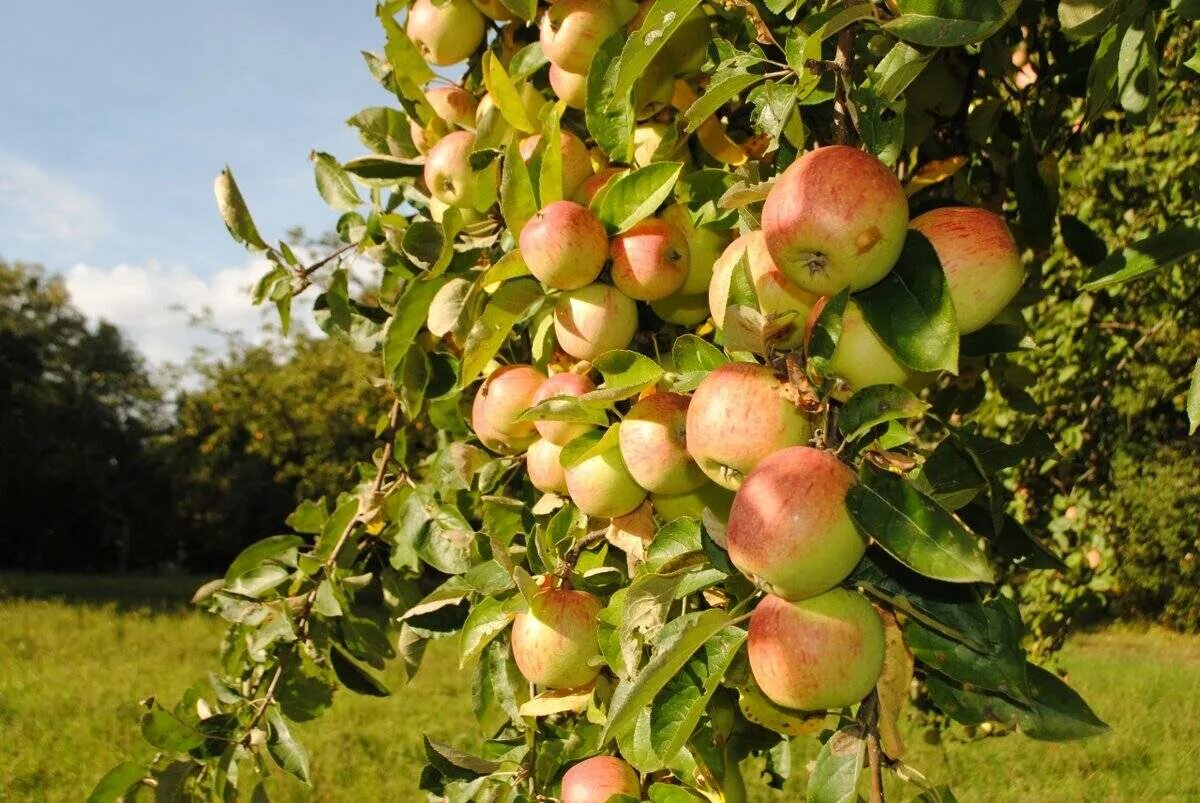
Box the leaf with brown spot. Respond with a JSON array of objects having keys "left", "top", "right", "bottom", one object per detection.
[{"left": 875, "top": 608, "right": 914, "bottom": 758}]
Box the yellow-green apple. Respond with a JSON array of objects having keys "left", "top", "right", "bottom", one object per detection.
[
  {"left": 748, "top": 589, "right": 885, "bottom": 711},
  {"left": 610, "top": 219, "right": 690, "bottom": 301},
  {"left": 820, "top": 300, "right": 932, "bottom": 396},
  {"left": 564, "top": 431, "right": 647, "bottom": 517},
  {"left": 512, "top": 587, "right": 602, "bottom": 688},
  {"left": 727, "top": 446, "right": 866, "bottom": 600},
  {"left": 561, "top": 756, "right": 641, "bottom": 803},
  {"left": 708, "top": 231, "right": 819, "bottom": 339},
  {"left": 762, "top": 145, "right": 908, "bottom": 295},
  {"left": 909, "top": 206, "right": 1024, "bottom": 334},
  {"left": 424, "top": 130, "right": 493, "bottom": 208},
  {"left": 651, "top": 480, "right": 735, "bottom": 523},
  {"left": 619, "top": 392, "right": 707, "bottom": 494},
  {"left": 554, "top": 283, "right": 639, "bottom": 362},
  {"left": 406, "top": 0, "right": 485, "bottom": 66},
  {"left": 520, "top": 201, "right": 609, "bottom": 290},
  {"left": 650, "top": 294, "right": 709, "bottom": 326},
  {"left": 471, "top": 364, "right": 545, "bottom": 452},
  {"left": 531, "top": 371, "right": 598, "bottom": 445},
  {"left": 527, "top": 437, "right": 569, "bottom": 494},
  {"left": 520, "top": 131, "right": 594, "bottom": 200},
  {"left": 549, "top": 64, "right": 588, "bottom": 110},
  {"left": 539, "top": 0, "right": 619, "bottom": 74},
  {"left": 633, "top": 122, "right": 682, "bottom": 167},
  {"left": 410, "top": 85, "right": 478, "bottom": 152},
  {"left": 429, "top": 197, "right": 485, "bottom": 225},
  {"left": 472, "top": 0, "right": 514, "bottom": 21},
  {"left": 685, "top": 363, "right": 812, "bottom": 489},
  {"left": 660, "top": 204, "right": 732, "bottom": 296},
  {"left": 575, "top": 166, "right": 624, "bottom": 205}
]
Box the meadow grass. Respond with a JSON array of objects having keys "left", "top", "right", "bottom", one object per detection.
[{"left": 1, "top": 574, "right": 1197, "bottom": 802}]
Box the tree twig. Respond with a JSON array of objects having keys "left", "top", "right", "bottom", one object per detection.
[
  {"left": 832, "top": 26, "right": 857, "bottom": 145},
  {"left": 863, "top": 693, "right": 886, "bottom": 803}
]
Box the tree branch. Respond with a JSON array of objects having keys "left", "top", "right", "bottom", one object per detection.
[{"left": 833, "top": 26, "right": 857, "bottom": 145}]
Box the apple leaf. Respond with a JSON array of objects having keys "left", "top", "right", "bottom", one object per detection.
[
  {"left": 537, "top": 101, "right": 567, "bottom": 206},
  {"left": 311, "top": 152, "right": 362, "bottom": 212},
  {"left": 670, "top": 334, "right": 729, "bottom": 391},
  {"left": 1188, "top": 358, "right": 1200, "bottom": 435},
  {"left": 384, "top": 276, "right": 451, "bottom": 381},
  {"left": 683, "top": 68, "right": 765, "bottom": 134},
  {"left": 87, "top": 762, "right": 146, "bottom": 803},
  {"left": 608, "top": 0, "right": 705, "bottom": 111},
  {"left": 266, "top": 708, "right": 312, "bottom": 784},
  {"left": 839, "top": 384, "right": 930, "bottom": 442},
  {"left": 581, "top": 350, "right": 667, "bottom": 403},
  {"left": 458, "top": 596, "right": 517, "bottom": 668},
  {"left": 214, "top": 167, "right": 269, "bottom": 251},
  {"left": 595, "top": 162, "right": 685, "bottom": 233},
  {"left": 884, "top": 0, "right": 1006, "bottom": 47},
  {"left": 377, "top": 6, "right": 435, "bottom": 86},
  {"left": 500, "top": 138, "right": 538, "bottom": 237},
  {"left": 517, "top": 396, "right": 611, "bottom": 426},
  {"left": 586, "top": 33, "right": 635, "bottom": 164},
  {"left": 459, "top": 279, "right": 545, "bottom": 386},
  {"left": 1081, "top": 221, "right": 1200, "bottom": 289},
  {"left": 1060, "top": 214, "right": 1109, "bottom": 266},
  {"left": 807, "top": 725, "right": 866, "bottom": 803},
  {"left": 871, "top": 41, "right": 934, "bottom": 101},
  {"left": 806, "top": 290, "right": 849, "bottom": 381},
  {"left": 483, "top": 51, "right": 535, "bottom": 134},
  {"left": 1058, "top": 0, "right": 1121, "bottom": 40}
]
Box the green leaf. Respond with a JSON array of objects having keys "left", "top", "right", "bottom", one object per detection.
[
  {"left": 424, "top": 736, "right": 502, "bottom": 780},
  {"left": 214, "top": 167, "right": 269, "bottom": 251},
  {"left": 343, "top": 154, "right": 424, "bottom": 181},
  {"left": 1085, "top": 19, "right": 1124, "bottom": 123},
  {"left": 460, "top": 279, "right": 545, "bottom": 386},
  {"left": 1018, "top": 663, "right": 1110, "bottom": 741},
  {"left": 402, "top": 220, "right": 445, "bottom": 269},
  {"left": 473, "top": 638, "right": 527, "bottom": 731},
  {"left": 807, "top": 290, "right": 848, "bottom": 380},
  {"left": 140, "top": 701, "right": 204, "bottom": 752},
  {"left": 416, "top": 502, "right": 475, "bottom": 575},
  {"left": 595, "top": 162, "right": 685, "bottom": 233},
  {"left": 517, "top": 396, "right": 611, "bottom": 426},
  {"left": 683, "top": 68, "right": 765, "bottom": 134},
  {"left": 501, "top": 137, "right": 538, "bottom": 237},
  {"left": 1058, "top": 0, "right": 1121, "bottom": 40},
  {"left": 330, "top": 642, "right": 391, "bottom": 696},
  {"left": 1059, "top": 214, "right": 1108, "bottom": 265},
  {"left": 884, "top": 0, "right": 1006, "bottom": 47},
  {"left": 384, "top": 277, "right": 449, "bottom": 384},
  {"left": 482, "top": 51, "right": 535, "bottom": 134},
  {"left": 266, "top": 708, "right": 312, "bottom": 784},
  {"left": 538, "top": 102, "right": 567, "bottom": 206},
  {"left": 584, "top": 350, "right": 667, "bottom": 403},
  {"left": 848, "top": 86, "right": 905, "bottom": 166},
  {"left": 1188, "top": 358, "right": 1200, "bottom": 436},
  {"left": 587, "top": 33, "right": 635, "bottom": 163},
  {"left": 1117, "top": 11, "right": 1158, "bottom": 126},
  {"left": 609, "top": 0, "right": 705, "bottom": 109},
  {"left": 807, "top": 726, "right": 865, "bottom": 803},
  {"left": 347, "top": 106, "right": 418, "bottom": 158},
  {"left": 1082, "top": 222, "right": 1200, "bottom": 290},
  {"left": 458, "top": 596, "right": 517, "bottom": 667},
  {"left": 602, "top": 608, "right": 733, "bottom": 743},
  {"left": 224, "top": 535, "right": 303, "bottom": 585},
  {"left": 88, "top": 762, "right": 145, "bottom": 803},
  {"left": 848, "top": 463, "right": 994, "bottom": 584},
  {"left": 839, "top": 385, "right": 930, "bottom": 441},
  {"left": 872, "top": 41, "right": 934, "bottom": 102},
  {"left": 671, "top": 334, "right": 729, "bottom": 391},
  {"left": 856, "top": 230, "right": 959, "bottom": 373},
  {"left": 311, "top": 151, "right": 362, "bottom": 212},
  {"left": 509, "top": 42, "right": 548, "bottom": 79},
  {"left": 377, "top": 6, "right": 435, "bottom": 86}
]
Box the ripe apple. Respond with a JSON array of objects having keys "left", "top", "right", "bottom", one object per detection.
[
  {"left": 575, "top": 167, "right": 624, "bottom": 205},
  {"left": 748, "top": 590, "right": 886, "bottom": 711},
  {"left": 619, "top": 392, "right": 707, "bottom": 494},
  {"left": 660, "top": 204, "right": 732, "bottom": 296},
  {"left": 424, "top": 130, "right": 494, "bottom": 208},
  {"left": 564, "top": 433, "right": 647, "bottom": 518},
  {"left": 651, "top": 480, "right": 735, "bottom": 523},
  {"left": 561, "top": 756, "right": 641, "bottom": 803},
  {"left": 727, "top": 446, "right": 866, "bottom": 600},
  {"left": 709, "top": 231, "right": 819, "bottom": 333},
  {"left": 519, "top": 131, "right": 594, "bottom": 201},
  {"left": 527, "top": 437, "right": 569, "bottom": 494},
  {"left": 549, "top": 64, "right": 589, "bottom": 110},
  {"left": 909, "top": 206, "right": 1025, "bottom": 334},
  {"left": 471, "top": 364, "right": 545, "bottom": 453},
  {"left": 512, "top": 587, "right": 602, "bottom": 688},
  {"left": 610, "top": 219, "right": 690, "bottom": 301},
  {"left": 520, "top": 201, "right": 609, "bottom": 290},
  {"left": 539, "top": 0, "right": 619, "bottom": 74},
  {"left": 821, "top": 300, "right": 932, "bottom": 397},
  {"left": 554, "top": 283, "right": 639, "bottom": 362},
  {"left": 472, "top": 0, "right": 514, "bottom": 21},
  {"left": 406, "top": 0, "right": 485, "bottom": 66},
  {"left": 685, "top": 362, "right": 812, "bottom": 489},
  {"left": 650, "top": 294, "right": 709, "bottom": 326},
  {"left": 532, "top": 371, "right": 598, "bottom": 445},
  {"left": 762, "top": 145, "right": 909, "bottom": 295}
]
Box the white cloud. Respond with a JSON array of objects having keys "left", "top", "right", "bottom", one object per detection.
[{"left": 0, "top": 149, "right": 110, "bottom": 261}]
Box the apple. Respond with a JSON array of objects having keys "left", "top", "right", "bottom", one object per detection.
[
  {"left": 512, "top": 587, "right": 602, "bottom": 688},
  {"left": 520, "top": 131, "right": 595, "bottom": 201},
  {"left": 650, "top": 294, "right": 709, "bottom": 326},
  {"left": 549, "top": 64, "right": 589, "bottom": 110},
  {"left": 472, "top": 0, "right": 514, "bottom": 21},
  {"left": 659, "top": 204, "right": 732, "bottom": 296},
  {"left": 610, "top": 219, "right": 690, "bottom": 301},
  {"left": 651, "top": 480, "right": 735, "bottom": 523},
  {"left": 527, "top": 437, "right": 569, "bottom": 494},
  {"left": 685, "top": 362, "right": 812, "bottom": 489},
  {"left": 748, "top": 590, "right": 885, "bottom": 711},
  {"left": 909, "top": 206, "right": 1025, "bottom": 334},
  {"left": 619, "top": 392, "right": 707, "bottom": 494},
  {"left": 520, "top": 201, "right": 609, "bottom": 290},
  {"left": 727, "top": 446, "right": 866, "bottom": 600},
  {"left": 470, "top": 364, "right": 545, "bottom": 453},
  {"left": 709, "top": 230, "right": 819, "bottom": 332},
  {"left": 424, "top": 130, "right": 494, "bottom": 208},
  {"left": 762, "top": 145, "right": 909, "bottom": 295},
  {"left": 906, "top": 61, "right": 966, "bottom": 117},
  {"left": 633, "top": 122, "right": 682, "bottom": 167},
  {"left": 429, "top": 197, "right": 485, "bottom": 225},
  {"left": 564, "top": 433, "right": 648, "bottom": 518},
  {"left": 409, "top": 85, "right": 478, "bottom": 152},
  {"left": 406, "top": 0, "right": 485, "bottom": 66},
  {"left": 554, "top": 283, "right": 640, "bottom": 362},
  {"left": 539, "top": 0, "right": 619, "bottom": 74},
  {"left": 561, "top": 756, "right": 641, "bottom": 803},
  {"left": 821, "top": 299, "right": 932, "bottom": 396},
  {"left": 575, "top": 167, "right": 624, "bottom": 205},
  {"left": 532, "top": 371, "right": 598, "bottom": 445}
]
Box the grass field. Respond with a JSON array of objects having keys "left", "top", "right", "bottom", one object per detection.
[{"left": 2, "top": 574, "right": 1198, "bottom": 802}]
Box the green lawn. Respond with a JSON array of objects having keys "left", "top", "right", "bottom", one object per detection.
[{"left": 2, "top": 574, "right": 1197, "bottom": 802}]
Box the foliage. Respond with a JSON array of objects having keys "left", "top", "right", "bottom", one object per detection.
[{"left": 100, "top": 1, "right": 1198, "bottom": 801}]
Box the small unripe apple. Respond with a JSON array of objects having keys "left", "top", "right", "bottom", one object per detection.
[
  {"left": 472, "top": 0, "right": 514, "bottom": 21},
  {"left": 471, "top": 364, "right": 545, "bottom": 453},
  {"left": 762, "top": 145, "right": 908, "bottom": 295},
  {"left": 520, "top": 131, "right": 594, "bottom": 201},
  {"left": 549, "top": 64, "right": 589, "bottom": 110},
  {"left": 520, "top": 201, "right": 609, "bottom": 290},
  {"left": 561, "top": 755, "right": 641, "bottom": 803},
  {"left": 532, "top": 371, "right": 598, "bottom": 445},
  {"left": 685, "top": 363, "right": 812, "bottom": 489},
  {"left": 822, "top": 300, "right": 932, "bottom": 396},
  {"left": 727, "top": 446, "right": 866, "bottom": 600},
  {"left": 748, "top": 590, "right": 886, "bottom": 711},
  {"left": 527, "top": 437, "right": 569, "bottom": 494},
  {"left": 909, "top": 206, "right": 1025, "bottom": 334},
  {"left": 424, "top": 130, "right": 493, "bottom": 208},
  {"left": 406, "top": 0, "right": 486, "bottom": 66},
  {"left": 709, "top": 231, "right": 819, "bottom": 331},
  {"left": 539, "top": 0, "right": 619, "bottom": 74},
  {"left": 651, "top": 481, "right": 735, "bottom": 523},
  {"left": 660, "top": 204, "right": 732, "bottom": 296},
  {"left": 512, "top": 587, "right": 602, "bottom": 688},
  {"left": 575, "top": 167, "right": 624, "bottom": 205},
  {"left": 564, "top": 433, "right": 648, "bottom": 518},
  {"left": 619, "top": 392, "right": 707, "bottom": 494},
  {"left": 554, "top": 283, "right": 639, "bottom": 362},
  {"left": 650, "top": 294, "right": 709, "bottom": 326},
  {"left": 611, "top": 219, "right": 690, "bottom": 301}
]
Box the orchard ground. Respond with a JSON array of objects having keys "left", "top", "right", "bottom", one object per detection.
[{"left": 2, "top": 575, "right": 1198, "bottom": 802}]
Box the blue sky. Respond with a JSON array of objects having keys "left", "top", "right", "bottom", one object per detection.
[{"left": 0, "top": 2, "right": 394, "bottom": 361}]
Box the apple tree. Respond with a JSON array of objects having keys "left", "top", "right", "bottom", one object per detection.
[{"left": 95, "top": 1, "right": 1199, "bottom": 801}]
